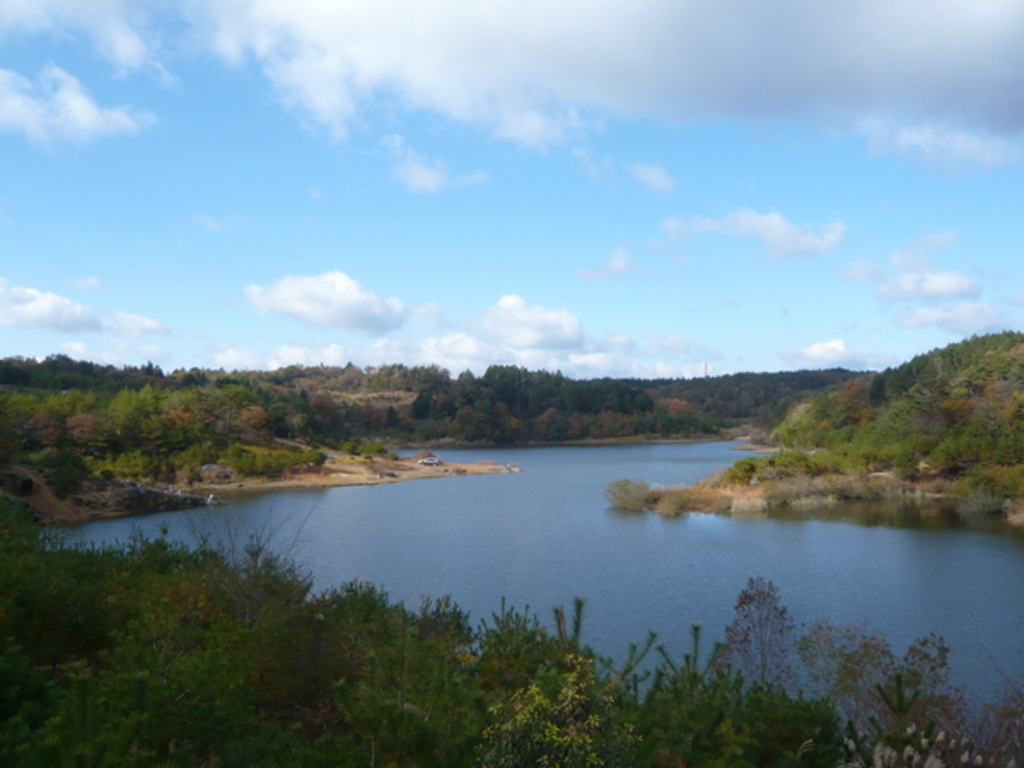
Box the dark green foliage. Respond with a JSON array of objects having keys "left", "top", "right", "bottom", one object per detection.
[
  {"left": 758, "top": 332, "right": 1024, "bottom": 502},
  {"left": 0, "top": 640, "right": 49, "bottom": 725},
  {"left": 0, "top": 357, "right": 861, "bottom": 464},
  {"left": 4, "top": 500, "right": 1013, "bottom": 766},
  {"left": 478, "top": 654, "right": 637, "bottom": 768},
  {"left": 633, "top": 625, "right": 841, "bottom": 767}
]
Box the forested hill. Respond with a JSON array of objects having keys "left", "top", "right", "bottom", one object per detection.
[
  {"left": 772, "top": 331, "right": 1024, "bottom": 496},
  {"left": 634, "top": 369, "right": 859, "bottom": 426},
  {"left": 0, "top": 355, "right": 860, "bottom": 449}
]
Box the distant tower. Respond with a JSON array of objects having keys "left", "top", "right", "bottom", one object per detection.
[{"left": 704, "top": 362, "right": 709, "bottom": 378}]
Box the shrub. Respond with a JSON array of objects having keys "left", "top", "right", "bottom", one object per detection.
[
  {"left": 603, "top": 479, "right": 650, "bottom": 511},
  {"left": 724, "top": 457, "right": 760, "bottom": 484},
  {"left": 965, "top": 464, "right": 1024, "bottom": 500}
]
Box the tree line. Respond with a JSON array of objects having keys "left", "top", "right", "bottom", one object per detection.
[{"left": 0, "top": 355, "right": 859, "bottom": 491}]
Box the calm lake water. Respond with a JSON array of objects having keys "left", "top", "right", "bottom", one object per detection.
[{"left": 64, "top": 441, "right": 1024, "bottom": 704}]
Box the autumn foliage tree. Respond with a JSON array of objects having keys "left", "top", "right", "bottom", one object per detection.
[{"left": 720, "top": 577, "right": 796, "bottom": 687}]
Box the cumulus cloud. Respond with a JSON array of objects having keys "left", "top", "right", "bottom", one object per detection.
[
  {"left": 483, "top": 295, "right": 585, "bottom": 350},
  {"left": 780, "top": 338, "right": 893, "bottom": 370},
  {"left": 853, "top": 232, "right": 980, "bottom": 302},
  {"left": 365, "top": 333, "right": 504, "bottom": 376},
  {"left": 0, "top": 0, "right": 151, "bottom": 68},
  {"left": 244, "top": 271, "right": 406, "bottom": 335},
  {"left": 578, "top": 248, "right": 643, "bottom": 281},
  {"left": 103, "top": 311, "right": 169, "bottom": 337},
  {"left": 212, "top": 344, "right": 263, "bottom": 371},
  {"left": 8, "top": 2, "right": 1024, "bottom": 151},
  {"left": 876, "top": 271, "right": 979, "bottom": 301},
  {"left": 0, "top": 64, "right": 153, "bottom": 145},
  {"left": 665, "top": 208, "right": 846, "bottom": 258},
  {"left": 382, "top": 135, "right": 487, "bottom": 193},
  {"left": 626, "top": 163, "right": 676, "bottom": 192},
  {"left": 266, "top": 343, "right": 350, "bottom": 368},
  {"left": 212, "top": 290, "right": 710, "bottom": 378},
  {"left": 59, "top": 341, "right": 91, "bottom": 360},
  {"left": 0, "top": 277, "right": 101, "bottom": 332},
  {"left": 898, "top": 302, "right": 1000, "bottom": 335}
]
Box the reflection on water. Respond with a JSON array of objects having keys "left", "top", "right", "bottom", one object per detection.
[
  {"left": 765, "top": 498, "right": 1024, "bottom": 537},
  {"left": 64, "top": 441, "right": 1024, "bottom": 705}
]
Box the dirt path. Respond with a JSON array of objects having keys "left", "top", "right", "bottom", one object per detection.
[{"left": 6, "top": 466, "right": 81, "bottom": 524}]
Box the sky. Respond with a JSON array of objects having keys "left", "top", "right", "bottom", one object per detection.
[{"left": 2, "top": 1, "right": 1024, "bottom": 379}]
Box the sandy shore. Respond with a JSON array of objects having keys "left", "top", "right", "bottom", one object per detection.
[
  {"left": 7, "top": 455, "right": 520, "bottom": 525},
  {"left": 203, "top": 454, "right": 518, "bottom": 493}
]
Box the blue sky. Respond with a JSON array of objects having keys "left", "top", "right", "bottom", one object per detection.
[{"left": 3, "top": 1, "right": 1024, "bottom": 378}]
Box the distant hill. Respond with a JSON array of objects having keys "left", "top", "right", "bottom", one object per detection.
[{"left": 0, "top": 355, "right": 862, "bottom": 450}]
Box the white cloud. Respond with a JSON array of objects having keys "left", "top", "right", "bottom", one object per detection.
[
  {"left": 210, "top": 290, "right": 710, "bottom": 378},
  {"left": 898, "top": 302, "right": 1000, "bottom": 335},
  {"left": 6, "top": 3, "right": 1024, "bottom": 151},
  {"left": 191, "top": 2, "right": 1024, "bottom": 146},
  {"left": 0, "top": 64, "right": 153, "bottom": 145},
  {"left": 368, "top": 333, "right": 504, "bottom": 375},
  {"left": 561, "top": 352, "right": 700, "bottom": 380},
  {"left": 382, "top": 135, "right": 487, "bottom": 193},
  {"left": 0, "top": 277, "right": 101, "bottom": 331},
  {"left": 483, "top": 294, "right": 585, "bottom": 350},
  {"left": 0, "top": 0, "right": 151, "bottom": 68},
  {"left": 244, "top": 271, "right": 406, "bottom": 335},
  {"left": 212, "top": 344, "right": 263, "bottom": 371},
  {"left": 861, "top": 232, "right": 980, "bottom": 301},
  {"left": 667, "top": 208, "right": 846, "bottom": 258},
  {"left": 103, "top": 311, "right": 169, "bottom": 337},
  {"left": 859, "top": 119, "right": 1020, "bottom": 169},
  {"left": 1007, "top": 294, "right": 1024, "bottom": 307},
  {"left": 59, "top": 341, "right": 91, "bottom": 360},
  {"left": 626, "top": 163, "right": 676, "bottom": 192},
  {"left": 266, "top": 343, "right": 350, "bottom": 368},
  {"left": 780, "top": 338, "right": 893, "bottom": 370},
  {"left": 876, "top": 271, "right": 979, "bottom": 301},
  {"left": 578, "top": 248, "right": 643, "bottom": 281}
]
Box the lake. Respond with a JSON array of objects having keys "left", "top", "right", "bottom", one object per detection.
[{"left": 64, "top": 441, "right": 1024, "bottom": 705}]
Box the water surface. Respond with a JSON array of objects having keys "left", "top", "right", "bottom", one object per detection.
[{"left": 65, "top": 441, "right": 1024, "bottom": 704}]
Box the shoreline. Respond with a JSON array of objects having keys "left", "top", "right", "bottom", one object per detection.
[
  {"left": 5, "top": 455, "right": 520, "bottom": 526},
  {"left": 4, "top": 436, "right": 762, "bottom": 526}
]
